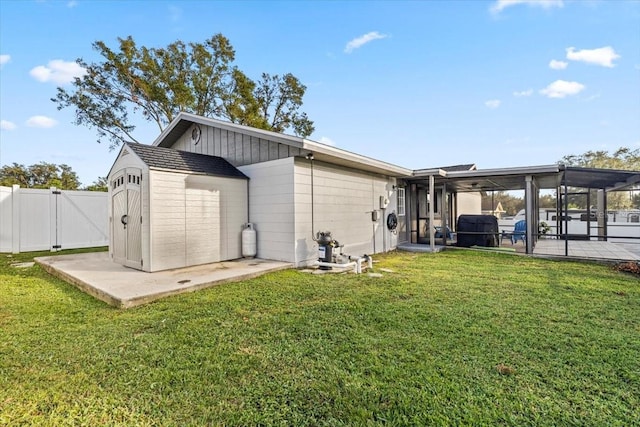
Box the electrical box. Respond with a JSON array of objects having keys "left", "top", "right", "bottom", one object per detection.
[
  {"left": 371, "top": 210, "right": 379, "bottom": 221},
  {"left": 380, "top": 195, "right": 389, "bottom": 209}
]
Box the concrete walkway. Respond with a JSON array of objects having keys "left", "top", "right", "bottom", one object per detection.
[{"left": 35, "top": 252, "right": 292, "bottom": 309}]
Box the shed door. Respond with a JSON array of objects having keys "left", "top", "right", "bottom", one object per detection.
[{"left": 111, "top": 168, "right": 142, "bottom": 269}]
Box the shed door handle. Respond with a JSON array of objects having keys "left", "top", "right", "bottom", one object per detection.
[{"left": 121, "top": 214, "right": 128, "bottom": 226}]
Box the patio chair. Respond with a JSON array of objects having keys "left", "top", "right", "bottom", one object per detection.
[
  {"left": 434, "top": 226, "right": 454, "bottom": 240},
  {"left": 511, "top": 220, "right": 526, "bottom": 244}
]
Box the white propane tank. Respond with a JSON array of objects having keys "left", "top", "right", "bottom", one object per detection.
[{"left": 242, "top": 223, "right": 257, "bottom": 258}]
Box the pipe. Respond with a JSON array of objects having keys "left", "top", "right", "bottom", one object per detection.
[
  {"left": 312, "top": 255, "right": 373, "bottom": 274},
  {"left": 314, "top": 261, "right": 357, "bottom": 273}
]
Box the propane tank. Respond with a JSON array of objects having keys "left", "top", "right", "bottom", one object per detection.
[
  {"left": 316, "top": 231, "right": 334, "bottom": 269},
  {"left": 242, "top": 223, "right": 257, "bottom": 258}
]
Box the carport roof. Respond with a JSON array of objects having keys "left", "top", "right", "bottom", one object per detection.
[
  {"left": 411, "top": 164, "right": 640, "bottom": 193},
  {"left": 127, "top": 143, "right": 248, "bottom": 179}
]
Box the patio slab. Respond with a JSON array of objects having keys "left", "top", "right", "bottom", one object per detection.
[
  {"left": 35, "top": 252, "right": 292, "bottom": 309},
  {"left": 533, "top": 240, "right": 640, "bottom": 261}
]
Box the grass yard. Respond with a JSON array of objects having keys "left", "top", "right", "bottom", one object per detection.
[{"left": 1, "top": 249, "right": 639, "bottom": 426}]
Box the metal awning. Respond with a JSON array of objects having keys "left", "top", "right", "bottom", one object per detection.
[{"left": 408, "top": 164, "right": 640, "bottom": 193}]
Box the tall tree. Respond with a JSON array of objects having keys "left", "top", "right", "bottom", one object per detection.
[
  {"left": 83, "top": 176, "right": 108, "bottom": 192},
  {"left": 0, "top": 162, "right": 80, "bottom": 190},
  {"left": 53, "top": 34, "right": 314, "bottom": 149}
]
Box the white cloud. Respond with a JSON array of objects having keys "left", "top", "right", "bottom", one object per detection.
[
  {"left": 549, "top": 59, "right": 568, "bottom": 70},
  {"left": 490, "top": 0, "right": 563, "bottom": 14},
  {"left": 26, "top": 116, "right": 58, "bottom": 128},
  {"left": 1, "top": 120, "right": 17, "bottom": 130},
  {"left": 29, "top": 59, "right": 86, "bottom": 85},
  {"left": 318, "top": 136, "right": 336, "bottom": 146},
  {"left": 485, "top": 99, "right": 501, "bottom": 109},
  {"left": 513, "top": 89, "right": 533, "bottom": 97},
  {"left": 566, "top": 46, "right": 620, "bottom": 68},
  {"left": 540, "top": 80, "right": 585, "bottom": 98},
  {"left": 67, "top": 0, "right": 78, "bottom": 7},
  {"left": 344, "top": 32, "right": 388, "bottom": 54},
  {"left": 0, "top": 54, "right": 10, "bottom": 66}
]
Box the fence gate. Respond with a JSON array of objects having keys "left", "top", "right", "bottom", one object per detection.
[
  {"left": 111, "top": 168, "right": 142, "bottom": 269},
  {"left": 1, "top": 185, "right": 109, "bottom": 253}
]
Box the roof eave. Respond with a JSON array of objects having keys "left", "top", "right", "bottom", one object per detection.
[{"left": 302, "top": 139, "right": 413, "bottom": 177}]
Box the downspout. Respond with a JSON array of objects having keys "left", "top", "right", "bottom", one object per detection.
[{"left": 307, "top": 153, "right": 317, "bottom": 241}]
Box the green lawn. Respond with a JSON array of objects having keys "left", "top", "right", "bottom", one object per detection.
[{"left": 1, "top": 249, "right": 638, "bottom": 426}]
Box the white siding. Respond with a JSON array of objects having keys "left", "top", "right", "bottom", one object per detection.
[
  {"left": 457, "top": 192, "right": 482, "bottom": 216},
  {"left": 293, "top": 158, "right": 397, "bottom": 267},
  {"left": 148, "top": 170, "right": 247, "bottom": 272},
  {"left": 238, "top": 158, "right": 295, "bottom": 263},
  {"left": 185, "top": 187, "right": 220, "bottom": 266},
  {"left": 149, "top": 171, "right": 187, "bottom": 271}
]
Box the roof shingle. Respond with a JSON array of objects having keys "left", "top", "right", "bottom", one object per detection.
[{"left": 127, "top": 143, "right": 248, "bottom": 179}]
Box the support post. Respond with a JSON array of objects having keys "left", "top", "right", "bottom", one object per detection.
[
  {"left": 597, "top": 189, "right": 607, "bottom": 241},
  {"left": 525, "top": 175, "right": 535, "bottom": 254},
  {"left": 429, "top": 175, "right": 435, "bottom": 252},
  {"left": 442, "top": 183, "right": 448, "bottom": 246}
]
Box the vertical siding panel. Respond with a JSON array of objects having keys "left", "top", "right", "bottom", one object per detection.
[
  {"left": 278, "top": 144, "right": 289, "bottom": 159},
  {"left": 204, "top": 125, "right": 212, "bottom": 155},
  {"left": 269, "top": 141, "right": 279, "bottom": 160},
  {"left": 195, "top": 125, "right": 202, "bottom": 154},
  {"left": 221, "top": 130, "right": 228, "bottom": 159},
  {"left": 234, "top": 133, "right": 242, "bottom": 165},
  {"left": 214, "top": 127, "right": 221, "bottom": 157},
  {"left": 243, "top": 134, "right": 252, "bottom": 164},
  {"left": 251, "top": 136, "right": 260, "bottom": 164},
  {"left": 260, "top": 138, "right": 269, "bottom": 162}
]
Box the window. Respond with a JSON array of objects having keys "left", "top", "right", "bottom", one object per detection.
[{"left": 397, "top": 187, "right": 405, "bottom": 216}]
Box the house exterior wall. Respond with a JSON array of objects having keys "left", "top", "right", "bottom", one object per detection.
[
  {"left": 293, "top": 158, "right": 397, "bottom": 267},
  {"left": 238, "top": 158, "right": 296, "bottom": 263},
  {"left": 237, "top": 157, "right": 398, "bottom": 266},
  {"left": 456, "top": 192, "right": 482, "bottom": 217},
  {"left": 148, "top": 170, "right": 247, "bottom": 272},
  {"left": 171, "top": 124, "right": 302, "bottom": 167}
]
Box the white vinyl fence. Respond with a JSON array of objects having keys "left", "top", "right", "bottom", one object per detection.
[{"left": 0, "top": 185, "right": 108, "bottom": 253}]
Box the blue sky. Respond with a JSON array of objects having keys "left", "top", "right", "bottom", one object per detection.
[{"left": 1, "top": 0, "right": 639, "bottom": 186}]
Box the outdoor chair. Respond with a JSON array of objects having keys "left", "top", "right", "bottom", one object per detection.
[
  {"left": 510, "top": 220, "right": 526, "bottom": 244},
  {"left": 434, "top": 226, "right": 454, "bottom": 240}
]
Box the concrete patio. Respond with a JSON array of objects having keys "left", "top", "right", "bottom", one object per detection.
[
  {"left": 533, "top": 239, "right": 640, "bottom": 261},
  {"left": 35, "top": 251, "right": 292, "bottom": 309},
  {"left": 398, "top": 239, "right": 640, "bottom": 261}
]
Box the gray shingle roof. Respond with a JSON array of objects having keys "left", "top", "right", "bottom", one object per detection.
[
  {"left": 439, "top": 164, "right": 476, "bottom": 172},
  {"left": 127, "top": 143, "right": 248, "bottom": 179}
]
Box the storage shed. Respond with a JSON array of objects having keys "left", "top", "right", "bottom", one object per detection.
[{"left": 108, "top": 143, "right": 248, "bottom": 272}]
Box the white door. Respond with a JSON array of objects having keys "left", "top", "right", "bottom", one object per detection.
[{"left": 111, "top": 168, "right": 142, "bottom": 269}]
